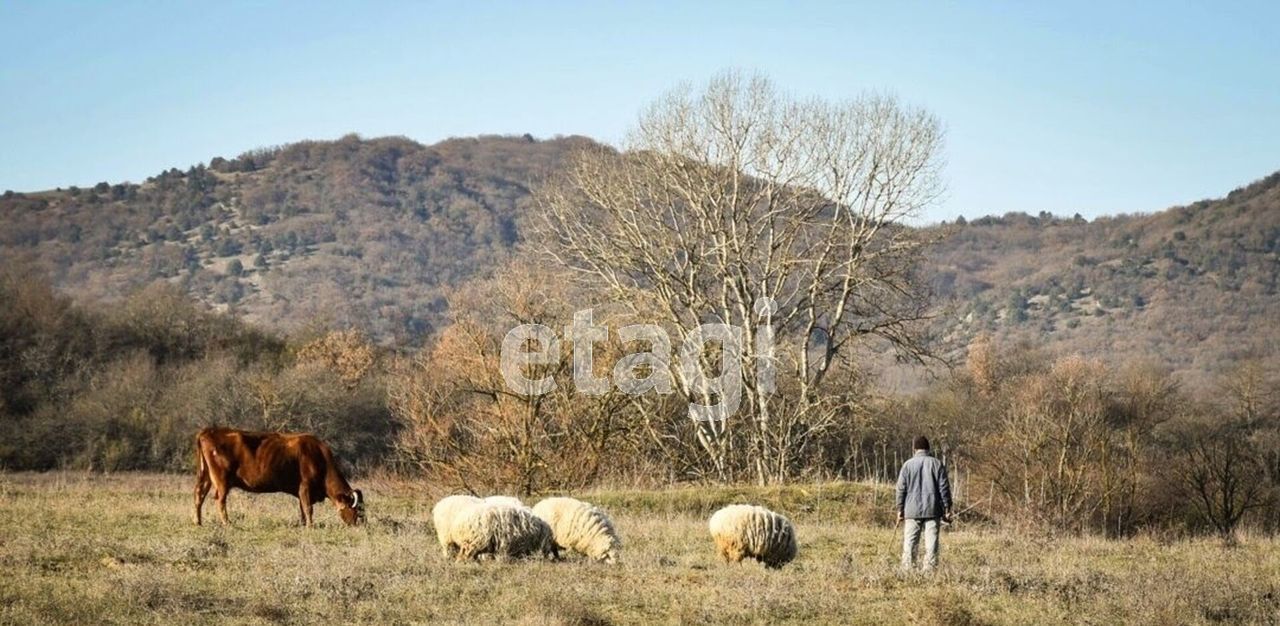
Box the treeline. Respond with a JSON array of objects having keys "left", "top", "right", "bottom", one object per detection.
[
  {"left": 387, "top": 266, "right": 1280, "bottom": 539},
  {"left": 0, "top": 269, "right": 390, "bottom": 471},
  {"left": 886, "top": 335, "right": 1280, "bottom": 539},
  {"left": 3, "top": 267, "right": 1277, "bottom": 539}
]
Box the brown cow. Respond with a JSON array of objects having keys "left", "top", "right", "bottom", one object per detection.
[{"left": 193, "top": 427, "right": 364, "bottom": 527}]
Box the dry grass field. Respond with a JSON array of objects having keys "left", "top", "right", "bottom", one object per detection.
[{"left": 1, "top": 473, "right": 1277, "bottom": 625}]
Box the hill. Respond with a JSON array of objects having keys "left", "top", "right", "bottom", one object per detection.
[
  {"left": 2, "top": 135, "right": 1277, "bottom": 386},
  {"left": 0, "top": 133, "right": 591, "bottom": 342},
  {"left": 923, "top": 172, "right": 1280, "bottom": 387}
]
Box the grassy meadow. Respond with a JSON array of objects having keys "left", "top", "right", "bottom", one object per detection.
[{"left": 0, "top": 473, "right": 1277, "bottom": 625}]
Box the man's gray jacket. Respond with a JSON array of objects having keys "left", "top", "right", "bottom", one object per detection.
[{"left": 896, "top": 450, "right": 953, "bottom": 520}]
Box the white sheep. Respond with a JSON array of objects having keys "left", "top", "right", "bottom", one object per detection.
[
  {"left": 452, "top": 501, "right": 555, "bottom": 561},
  {"left": 432, "top": 495, "right": 531, "bottom": 558},
  {"left": 432, "top": 494, "right": 482, "bottom": 558},
  {"left": 708, "top": 504, "right": 797, "bottom": 569},
  {"left": 532, "top": 497, "right": 621, "bottom": 563}
]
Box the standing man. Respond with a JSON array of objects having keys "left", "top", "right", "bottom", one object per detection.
[{"left": 896, "top": 435, "right": 952, "bottom": 571}]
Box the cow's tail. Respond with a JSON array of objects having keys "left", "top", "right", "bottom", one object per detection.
[
  {"left": 192, "top": 430, "right": 212, "bottom": 525},
  {"left": 194, "top": 430, "right": 209, "bottom": 480}
]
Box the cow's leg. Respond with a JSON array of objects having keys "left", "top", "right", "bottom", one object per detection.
[
  {"left": 213, "top": 480, "right": 230, "bottom": 525},
  {"left": 193, "top": 469, "right": 211, "bottom": 526},
  {"left": 297, "top": 485, "right": 314, "bottom": 527}
]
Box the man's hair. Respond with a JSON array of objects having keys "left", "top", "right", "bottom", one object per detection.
[{"left": 912, "top": 435, "right": 930, "bottom": 451}]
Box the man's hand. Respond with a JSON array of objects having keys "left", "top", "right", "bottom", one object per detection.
[
  {"left": 942, "top": 509, "right": 953, "bottom": 524},
  {"left": 896, "top": 511, "right": 904, "bottom": 524}
]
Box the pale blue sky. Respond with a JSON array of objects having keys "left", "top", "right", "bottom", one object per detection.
[{"left": 1, "top": 1, "right": 1276, "bottom": 222}]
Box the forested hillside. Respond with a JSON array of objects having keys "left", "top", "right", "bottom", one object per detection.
[
  {"left": 926, "top": 172, "right": 1280, "bottom": 387},
  {"left": 2, "top": 135, "right": 1277, "bottom": 386},
  {"left": 0, "top": 134, "right": 589, "bottom": 342}
]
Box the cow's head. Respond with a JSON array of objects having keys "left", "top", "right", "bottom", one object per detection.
[{"left": 337, "top": 489, "right": 365, "bottom": 526}]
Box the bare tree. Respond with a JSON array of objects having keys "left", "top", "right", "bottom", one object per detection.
[
  {"left": 536, "top": 71, "right": 945, "bottom": 483},
  {"left": 996, "top": 356, "right": 1113, "bottom": 531},
  {"left": 295, "top": 329, "right": 377, "bottom": 389},
  {"left": 967, "top": 346, "right": 1174, "bottom": 535},
  {"left": 1219, "top": 360, "right": 1275, "bottom": 427},
  {"left": 1104, "top": 361, "right": 1179, "bottom": 535},
  {"left": 390, "top": 262, "right": 636, "bottom": 495},
  {"left": 1172, "top": 416, "right": 1268, "bottom": 542}
]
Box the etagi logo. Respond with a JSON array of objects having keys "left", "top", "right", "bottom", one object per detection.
[{"left": 500, "top": 299, "right": 777, "bottom": 421}]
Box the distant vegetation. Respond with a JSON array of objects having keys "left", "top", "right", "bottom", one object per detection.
[
  {"left": 0, "top": 270, "right": 389, "bottom": 472},
  {"left": 6, "top": 259, "right": 1275, "bottom": 537}
]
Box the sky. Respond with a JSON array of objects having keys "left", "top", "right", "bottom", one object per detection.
[{"left": 1, "top": 1, "right": 1277, "bottom": 223}]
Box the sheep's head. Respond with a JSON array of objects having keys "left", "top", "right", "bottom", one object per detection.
[{"left": 593, "top": 535, "right": 622, "bottom": 564}]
